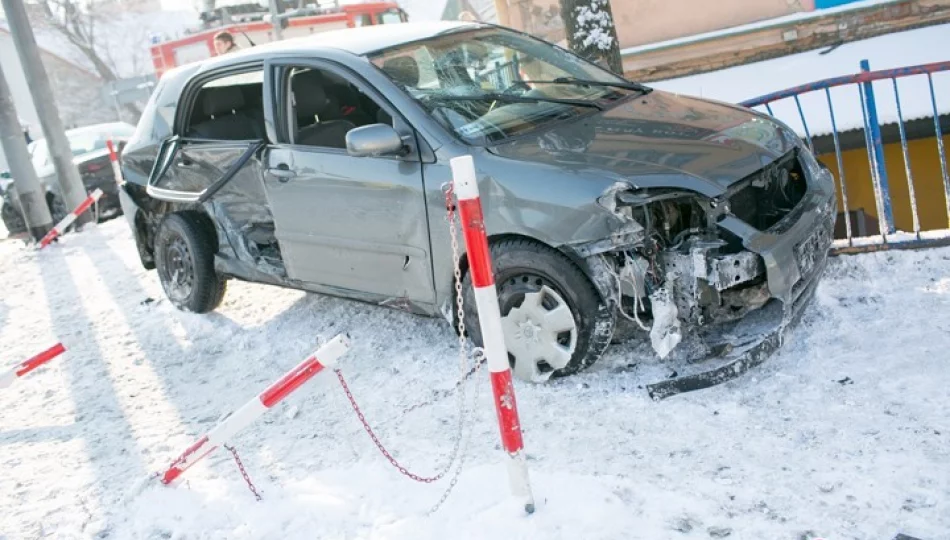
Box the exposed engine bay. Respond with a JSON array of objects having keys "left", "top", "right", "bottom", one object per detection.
[{"left": 590, "top": 148, "right": 811, "bottom": 363}]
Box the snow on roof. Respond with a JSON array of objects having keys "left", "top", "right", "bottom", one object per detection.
[{"left": 649, "top": 23, "right": 950, "bottom": 138}]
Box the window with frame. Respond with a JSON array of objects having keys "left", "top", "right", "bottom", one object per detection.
[
  {"left": 285, "top": 66, "right": 394, "bottom": 149},
  {"left": 185, "top": 69, "right": 266, "bottom": 141}
]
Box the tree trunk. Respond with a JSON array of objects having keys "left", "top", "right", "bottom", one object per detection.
[{"left": 559, "top": 0, "right": 623, "bottom": 74}]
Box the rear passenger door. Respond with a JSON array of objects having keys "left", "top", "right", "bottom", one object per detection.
[
  {"left": 261, "top": 59, "right": 435, "bottom": 306},
  {"left": 147, "top": 67, "right": 279, "bottom": 269}
]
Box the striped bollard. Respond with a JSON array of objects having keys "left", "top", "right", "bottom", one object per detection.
[
  {"left": 0, "top": 343, "right": 67, "bottom": 390},
  {"left": 37, "top": 188, "right": 103, "bottom": 249},
  {"left": 160, "top": 334, "right": 350, "bottom": 485},
  {"left": 105, "top": 139, "right": 125, "bottom": 186},
  {"left": 450, "top": 155, "right": 536, "bottom": 514}
]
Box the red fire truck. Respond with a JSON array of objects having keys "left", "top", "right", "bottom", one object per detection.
[{"left": 149, "top": 2, "right": 407, "bottom": 77}]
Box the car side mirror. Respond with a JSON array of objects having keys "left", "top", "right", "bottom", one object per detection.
[{"left": 346, "top": 124, "right": 406, "bottom": 158}]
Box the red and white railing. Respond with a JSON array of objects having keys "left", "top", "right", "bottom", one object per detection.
[
  {"left": 159, "top": 334, "right": 351, "bottom": 485},
  {"left": 450, "top": 155, "right": 536, "bottom": 513},
  {"left": 0, "top": 343, "right": 67, "bottom": 390},
  {"left": 37, "top": 188, "right": 103, "bottom": 249}
]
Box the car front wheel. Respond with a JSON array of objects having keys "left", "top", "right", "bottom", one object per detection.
[
  {"left": 462, "top": 238, "right": 615, "bottom": 382},
  {"left": 154, "top": 212, "right": 226, "bottom": 313}
]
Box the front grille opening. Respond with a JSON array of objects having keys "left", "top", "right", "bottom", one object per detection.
[{"left": 729, "top": 150, "right": 808, "bottom": 231}]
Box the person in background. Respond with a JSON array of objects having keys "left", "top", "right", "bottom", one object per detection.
[{"left": 213, "top": 31, "right": 239, "bottom": 55}]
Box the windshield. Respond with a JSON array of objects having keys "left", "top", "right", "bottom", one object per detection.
[{"left": 368, "top": 28, "right": 640, "bottom": 144}]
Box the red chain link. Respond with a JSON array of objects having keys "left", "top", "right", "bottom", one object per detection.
[
  {"left": 335, "top": 370, "right": 451, "bottom": 484},
  {"left": 224, "top": 444, "right": 263, "bottom": 501}
]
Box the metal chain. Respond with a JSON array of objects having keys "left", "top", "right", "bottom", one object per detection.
[
  {"left": 224, "top": 444, "right": 262, "bottom": 501},
  {"left": 329, "top": 185, "right": 480, "bottom": 511},
  {"left": 336, "top": 369, "right": 458, "bottom": 483},
  {"left": 401, "top": 351, "right": 486, "bottom": 416},
  {"left": 424, "top": 183, "right": 481, "bottom": 513}
]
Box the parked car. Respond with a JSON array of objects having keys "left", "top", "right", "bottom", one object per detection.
[
  {"left": 119, "top": 22, "right": 836, "bottom": 391},
  {"left": 1, "top": 122, "right": 136, "bottom": 235}
]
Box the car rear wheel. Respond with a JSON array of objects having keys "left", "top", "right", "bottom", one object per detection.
[
  {"left": 462, "top": 238, "right": 615, "bottom": 382},
  {"left": 154, "top": 212, "right": 226, "bottom": 313}
]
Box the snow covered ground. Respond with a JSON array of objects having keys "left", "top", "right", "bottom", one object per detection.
[{"left": 1, "top": 220, "right": 948, "bottom": 540}]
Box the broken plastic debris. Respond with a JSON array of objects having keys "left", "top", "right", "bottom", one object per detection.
[{"left": 649, "top": 287, "right": 682, "bottom": 359}]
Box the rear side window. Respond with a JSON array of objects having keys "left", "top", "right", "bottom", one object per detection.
[{"left": 184, "top": 69, "right": 265, "bottom": 141}]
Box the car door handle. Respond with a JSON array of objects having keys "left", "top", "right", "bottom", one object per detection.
[
  {"left": 267, "top": 166, "right": 296, "bottom": 182},
  {"left": 176, "top": 158, "right": 194, "bottom": 168}
]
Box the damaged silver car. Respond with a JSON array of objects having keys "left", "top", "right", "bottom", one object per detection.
[{"left": 119, "top": 22, "right": 836, "bottom": 397}]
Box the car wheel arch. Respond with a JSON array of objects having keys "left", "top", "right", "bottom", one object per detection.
[{"left": 449, "top": 232, "right": 609, "bottom": 322}]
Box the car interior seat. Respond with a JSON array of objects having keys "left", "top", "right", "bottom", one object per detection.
[
  {"left": 291, "top": 69, "right": 355, "bottom": 149},
  {"left": 189, "top": 87, "right": 263, "bottom": 140}
]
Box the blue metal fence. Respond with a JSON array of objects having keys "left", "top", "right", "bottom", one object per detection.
[{"left": 741, "top": 60, "right": 950, "bottom": 254}]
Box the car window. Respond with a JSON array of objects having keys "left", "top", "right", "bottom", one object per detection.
[
  {"left": 377, "top": 11, "right": 402, "bottom": 24},
  {"left": 369, "top": 27, "right": 637, "bottom": 144},
  {"left": 283, "top": 66, "right": 394, "bottom": 150},
  {"left": 184, "top": 68, "right": 266, "bottom": 141},
  {"left": 68, "top": 132, "right": 107, "bottom": 156},
  {"left": 30, "top": 140, "right": 50, "bottom": 170}
]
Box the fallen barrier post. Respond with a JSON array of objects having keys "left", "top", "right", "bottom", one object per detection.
[
  {"left": 0, "top": 343, "right": 67, "bottom": 390},
  {"left": 37, "top": 188, "right": 103, "bottom": 248},
  {"left": 159, "top": 334, "right": 350, "bottom": 485},
  {"left": 450, "top": 155, "right": 536, "bottom": 514}
]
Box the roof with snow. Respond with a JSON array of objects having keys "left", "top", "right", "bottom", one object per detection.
[{"left": 649, "top": 23, "right": 950, "bottom": 138}]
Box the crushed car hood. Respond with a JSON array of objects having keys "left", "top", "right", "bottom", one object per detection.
[{"left": 488, "top": 90, "right": 799, "bottom": 198}]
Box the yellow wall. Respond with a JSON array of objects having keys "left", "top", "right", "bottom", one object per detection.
[{"left": 818, "top": 134, "right": 950, "bottom": 234}]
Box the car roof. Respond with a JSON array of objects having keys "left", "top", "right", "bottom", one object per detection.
[
  {"left": 196, "top": 21, "right": 486, "bottom": 72},
  {"left": 64, "top": 122, "right": 137, "bottom": 137}
]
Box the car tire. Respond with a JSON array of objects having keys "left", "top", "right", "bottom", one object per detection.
[
  {"left": 47, "top": 194, "right": 67, "bottom": 225},
  {"left": 461, "top": 238, "right": 615, "bottom": 382},
  {"left": 154, "top": 212, "right": 227, "bottom": 313},
  {"left": 1, "top": 200, "right": 26, "bottom": 235}
]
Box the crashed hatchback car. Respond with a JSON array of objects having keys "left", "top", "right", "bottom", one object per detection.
[{"left": 119, "top": 22, "right": 836, "bottom": 396}]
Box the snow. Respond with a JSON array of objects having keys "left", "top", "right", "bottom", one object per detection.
[
  {"left": 1, "top": 220, "right": 949, "bottom": 539},
  {"left": 649, "top": 23, "right": 950, "bottom": 139},
  {"left": 573, "top": 0, "right": 615, "bottom": 52}
]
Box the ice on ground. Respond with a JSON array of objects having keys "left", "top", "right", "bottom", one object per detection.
[{"left": 0, "top": 220, "right": 948, "bottom": 539}]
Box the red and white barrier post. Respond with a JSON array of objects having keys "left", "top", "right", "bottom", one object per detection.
[
  {"left": 105, "top": 139, "right": 125, "bottom": 186},
  {"left": 37, "top": 188, "right": 103, "bottom": 249},
  {"left": 0, "top": 343, "right": 67, "bottom": 390},
  {"left": 450, "top": 155, "right": 536, "bottom": 514},
  {"left": 159, "top": 334, "right": 351, "bottom": 485}
]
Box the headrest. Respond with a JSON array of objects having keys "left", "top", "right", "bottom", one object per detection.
[
  {"left": 291, "top": 70, "right": 331, "bottom": 120},
  {"left": 203, "top": 86, "right": 245, "bottom": 117},
  {"left": 382, "top": 56, "right": 420, "bottom": 88}
]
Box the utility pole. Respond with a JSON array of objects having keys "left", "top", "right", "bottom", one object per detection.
[
  {"left": 0, "top": 61, "right": 53, "bottom": 241},
  {"left": 268, "top": 0, "right": 284, "bottom": 41},
  {"left": 1, "top": 0, "right": 91, "bottom": 226},
  {"left": 493, "top": 0, "right": 511, "bottom": 26}
]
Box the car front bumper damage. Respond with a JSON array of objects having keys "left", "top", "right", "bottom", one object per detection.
[{"left": 645, "top": 169, "right": 837, "bottom": 399}]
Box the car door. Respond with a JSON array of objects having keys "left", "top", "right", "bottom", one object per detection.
[
  {"left": 261, "top": 59, "right": 435, "bottom": 305},
  {"left": 146, "top": 66, "right": 277, "bottom": 272}
]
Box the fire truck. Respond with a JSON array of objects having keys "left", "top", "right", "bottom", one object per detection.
[{"left": 149, "top": 1, "right": 408, "bottom": 77}]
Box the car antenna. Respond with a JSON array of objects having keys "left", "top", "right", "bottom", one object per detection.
[{"left": 241, "top": 31, "right": 256, "bottom": 47}]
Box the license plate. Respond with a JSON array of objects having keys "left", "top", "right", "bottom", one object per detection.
[{"left": 795, "top": 222, "right": 830, "bottom": 276}]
